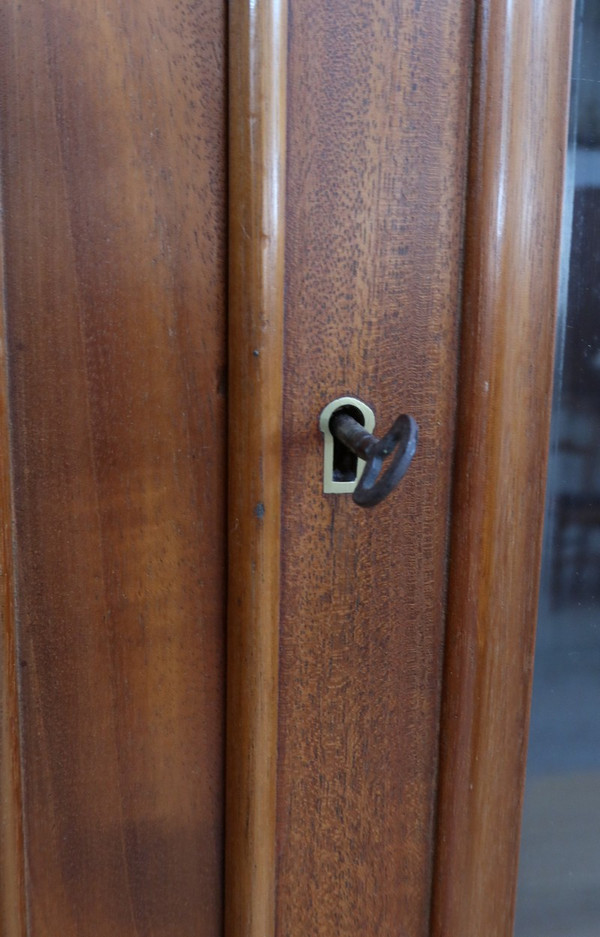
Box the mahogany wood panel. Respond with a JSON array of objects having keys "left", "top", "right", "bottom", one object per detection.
[
  {"left": 0, "top": 2, "right": 227, "bottom": 935},
  {"left": 226, "top": 2, "right": 286, "bottom": 937},
  {"left": 277, "top": 2, "right": 474, "bottom": 935},
  {"left": 431, "top": 2, "right": 574, "bottom": 935}
]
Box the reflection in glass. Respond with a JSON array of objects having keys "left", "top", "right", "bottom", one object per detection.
[{"left": 515, "top": 2, "right": 600, "bottom": 935}]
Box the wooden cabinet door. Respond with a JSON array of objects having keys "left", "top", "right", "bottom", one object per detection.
[
  {"left": 0, "top": 1, "right": 573, "bottom": 937},
  {"left": 227, "top": 2, "right": 573, "bottom": 936}
]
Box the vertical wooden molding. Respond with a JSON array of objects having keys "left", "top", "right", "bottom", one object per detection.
[
  {"left": 226, "top": 2, "right": 287, "bottom": 937},
  {"left": 0, "top": 237, "right": 27, "bottom": 934},
  {"left": 431, "top": 1, "right": 574, "bottom": 935}
]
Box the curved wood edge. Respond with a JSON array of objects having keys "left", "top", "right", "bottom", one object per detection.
[
  {"left": 0, "top": 239, "right": 27, "bottom": 934},
  {"left": 431, "top": 2, "right": 574, "bottom": 935},
  {"left": 225, "top": 3, "right": 287, "bottom": 937}
]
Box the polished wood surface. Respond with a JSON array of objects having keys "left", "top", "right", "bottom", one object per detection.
[
  {"left": 0, "top": 2, "right": 227, "bottom": 934},
  {"left": 226, "top": 2, "right": 287, "bottom": 937},
  {"left": 276, "top": 2, "right": 474, "bottom": 934},
  {"left": 431, "top": 2, "right": 574, "bottom": 935},
  {"left": 0, "top": 1, "right": 574, "bottom": 932}
]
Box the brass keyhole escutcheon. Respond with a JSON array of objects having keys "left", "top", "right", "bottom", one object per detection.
[{"left": 319, "top": 397, "right": 418, "bottom": 507}]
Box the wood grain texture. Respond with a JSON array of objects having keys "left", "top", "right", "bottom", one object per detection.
[
  {"left": 225, "top": 3, "right": 287, "bottom": 937},
  {"left": 0, "top": 1, "right": 227, "bottom": 934},
  {"left": 431, "top": 2, "right": 574, "bottom": 935},
  {"left": 0, "top": 224, "right": 27, "bottom": 937},
  {"left": 276, "top": 2, "right": 474, "bottom": 935}
]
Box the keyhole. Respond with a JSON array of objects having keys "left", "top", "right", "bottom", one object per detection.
[{"left": 330, "top": 405, "right": 365, "bottom": 482}]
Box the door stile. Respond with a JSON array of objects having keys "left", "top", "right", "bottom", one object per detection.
[
  {"left": 431, "top": 1, "right": 574, "bottom": 935},
  {"left": 226, "top": 2, "right": 287, "bottom": 937}
]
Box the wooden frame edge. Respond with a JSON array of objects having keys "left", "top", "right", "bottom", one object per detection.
[
  {"left": 225, "top": 2, "right": 287, "bottom": 936},
  {"left": 431, "top": 1, "right": 575, "bottom": 934}
]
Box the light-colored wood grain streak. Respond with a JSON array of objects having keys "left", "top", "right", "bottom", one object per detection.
[
  {"left": 431, "top": 2, "right": 575, "bottom": 935},
  {"left": 0, "top": 215, "right": 26, "bottom": 937},
  {"left": 225, "top": 2, "right": 287, "bottom": 937}
]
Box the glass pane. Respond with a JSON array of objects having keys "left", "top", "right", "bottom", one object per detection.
[{"left": 515, "top": 2, "right": 600, "bottom": 935}]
